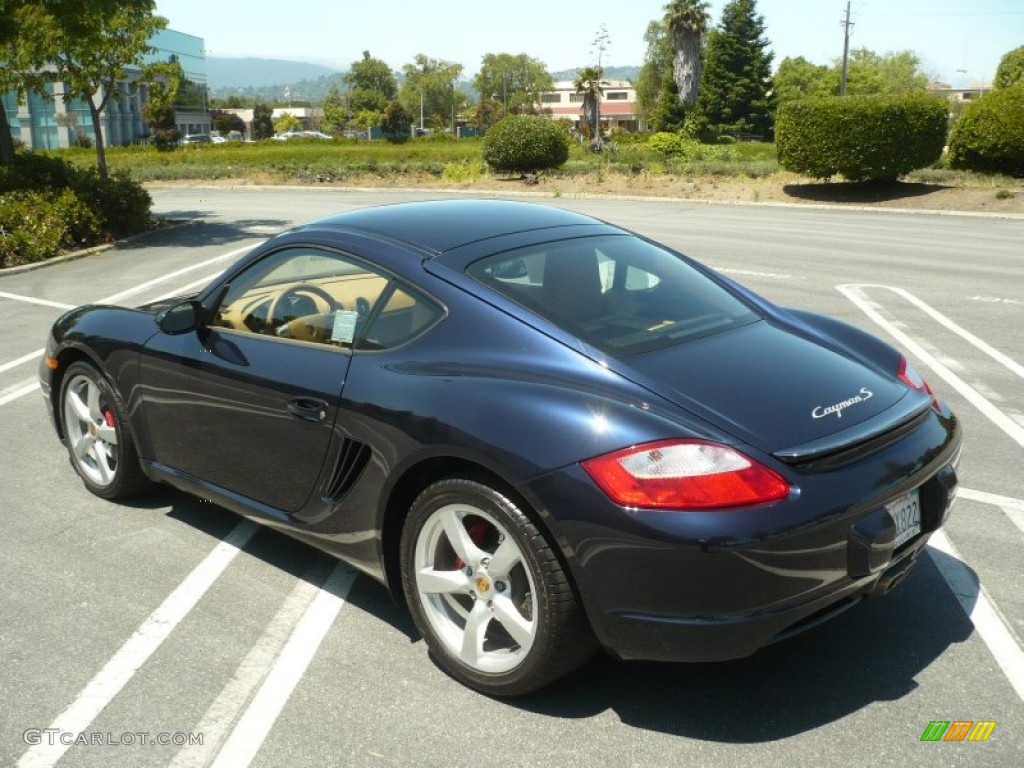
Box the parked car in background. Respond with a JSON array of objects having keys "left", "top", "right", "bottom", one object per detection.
[{"left": 181, "top": 133, "right": 212, "bottom": 145}]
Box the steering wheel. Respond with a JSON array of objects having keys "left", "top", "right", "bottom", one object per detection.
[{"left": 266, "top": 283, "right": 341, "bottom": 327}]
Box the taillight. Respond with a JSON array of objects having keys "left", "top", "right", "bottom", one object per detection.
[
  {"left": 581, "top": 439, "right": 790, "bottom": 510},
  {"left": 897, "top": 356, "right": 939, "bottom": 409}
]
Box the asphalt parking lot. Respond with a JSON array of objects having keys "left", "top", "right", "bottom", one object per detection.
[{"left": 2, "top": 188, "right": 1022, "bottom": 767}]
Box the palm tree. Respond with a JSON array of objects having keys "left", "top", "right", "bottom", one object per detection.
[
  {"left": 573, "top": 66, "right": 604, "bottom": 148},
  {"left": 665, "top": 0, "right": 710, "bottom": 107}
]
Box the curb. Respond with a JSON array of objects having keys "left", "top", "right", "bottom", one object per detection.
[{"left": 144, "top": 181, "right": 1024, "bottom": 221}]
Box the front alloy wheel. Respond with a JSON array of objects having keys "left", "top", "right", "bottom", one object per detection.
[
  {"left": 60, "top": 362, "right": 148, "bottom": 499},
  {"left": 401, "top": 478, "right": 594, "bottom": 696}
]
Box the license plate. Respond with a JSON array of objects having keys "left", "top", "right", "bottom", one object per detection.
[{"left": 887, "top": 488, "right": 921, "bottom": 548}]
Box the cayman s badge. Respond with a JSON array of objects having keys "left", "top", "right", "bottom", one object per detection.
[{"left": 812, "top": 387, "right": 874, "bottom": 419}]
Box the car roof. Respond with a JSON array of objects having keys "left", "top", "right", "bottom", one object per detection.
[{"left": 293, "top": 199, "right": 606, "bottom": 255}]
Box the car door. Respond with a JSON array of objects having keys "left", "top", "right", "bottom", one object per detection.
[{"left": 139, "top": 245, "right": 391, "bottom": 513}]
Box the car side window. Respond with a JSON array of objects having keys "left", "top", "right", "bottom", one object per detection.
[
  {"left": 211, "top": 247, "right": 390, "bottom": 348},
  {"left": 357, "top": 285, "right": 444, "bottom": 351}
]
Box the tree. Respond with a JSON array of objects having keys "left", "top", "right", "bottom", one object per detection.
[
  {"left": 635, "top": 20, "right": 674, "bottom": 124},
  {"left": 141, "top": 59, "right": 181, "bottom": 150},
  {"left": 573, "top": 67, "right": 604, "bottom": 146},
  {"left": 773, "top": 56, "right": 833, "bottom": 104},
  {"left": 321, "top": 81, "right": 346, "bottom": 135},
  {"left": 343, "top": 51, "right": 397, "bottom": 114},
  {"left": 19, "top": 1, "right": 167, "bottom": 177},
  {"left": 252, "top": 101, "right": 274, "bottom": 139},
  {"left": 473, "top": 53, "right": 553, "bottom": 127},
  {"left": 994, "top": 46, "right": 1024, "bottom": 90},
  {"left": 380, "top": 100, "right": 413, "bottom": 141},
  {"left": 774, "top": 49, "right": 928, "bottom": 105},
  {"left": 399, "top": 54, "right": 464, "bottom": 131},
  {"left": 210, "top": 110, "right": 244, "bottom": 135},
  {"left": 693, "top": 0, "right": 774, "bottom": 138},
  {"left": 650, "top": 71, "right": 688, "bottom": 132},
  {"left": 665, "top": 0, "right": 711, "bottom": 107},
  {"left": 273, "top": 112, "right": 300, "bottom": 134},
  {"left": 0, "top": 1, "right": 37, "bottom": 165}
]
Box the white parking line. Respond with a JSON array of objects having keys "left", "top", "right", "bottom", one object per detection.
[
  {"left": 209, "top": 565, "right": 357, "bottom": 768},
  {"left": 152, "top": 272, "right": 224, "bottom": 303},
  {"left": 16, "top": 522, "right": 259, "bottom": 768},
  {"left": 0, "top": 349, "right": 45, "bottom": 375},
  {"left": 169, "top": 571, "right": 325, "bottom": 768},
  {"left": 0, "top": 381, "right": 38, "bottom": 407},
  {"left": 838, "top": 284, "right": 1024, "bottom": 449},
  {"left": 842, "top": 284, "right": 1024, "bottom": 381},
  {"left": 98, "top": 244, "right": 254, "bottom": 306},
  {"left": 0, "top": 243, "right": 257, "bottom": 404},
  {"left": 0, "top": 291, "right": 76, "bottom": 310},
  {"left": 928, "top": 531, "right": 1024, "bottom": 703},
  {"left": 960, "top": 487, "right": 1024, "bottom": 538}
]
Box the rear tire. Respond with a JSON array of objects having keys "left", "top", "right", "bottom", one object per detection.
[
  {"left": 400, "top": 478, "right": 595, "bottom": 696},
  {"left": 60, "top": 361, "right": 149, "bottom": 499}
]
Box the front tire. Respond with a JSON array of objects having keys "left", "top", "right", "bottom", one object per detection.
[
  {"left": 60, "top": 361, "right": 149, "bottom": 499},
  {"left": 400, "top": 478, "right": 595, "bottom": 696}
]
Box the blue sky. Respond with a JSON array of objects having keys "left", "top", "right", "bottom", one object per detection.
[{"left": 155, "top": 0, "right": 1021, "bottom": 86}]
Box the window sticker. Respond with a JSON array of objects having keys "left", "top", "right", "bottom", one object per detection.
[{"left": 331, "top": 310, "right": 359, "bottom": 344}]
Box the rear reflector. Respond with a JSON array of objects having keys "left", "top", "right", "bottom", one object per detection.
[{"left": 582, "top": 439, "right": 790, "bottom": 510}]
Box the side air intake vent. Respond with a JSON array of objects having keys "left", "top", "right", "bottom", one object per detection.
[{"left": 324, "top": 439, "right": 371, "bottom": 500}]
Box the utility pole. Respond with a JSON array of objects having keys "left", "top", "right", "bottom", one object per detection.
[{"left": 839, "top": 1, "right": 854, "bottom": 96}]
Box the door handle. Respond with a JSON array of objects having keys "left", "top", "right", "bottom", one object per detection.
[{"left": 287, "top": 397, "right": 328, "bottom": 423}]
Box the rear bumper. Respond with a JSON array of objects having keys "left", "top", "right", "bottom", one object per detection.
[{"left": 525, "top": 409, "right": 961, "bottom": 663}]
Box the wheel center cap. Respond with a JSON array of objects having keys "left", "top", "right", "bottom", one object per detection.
[{"left": 474, "top": 575, "right": 491, "bottom": 594}]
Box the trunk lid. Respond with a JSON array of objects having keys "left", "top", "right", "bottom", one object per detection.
[{"left": 620, "top": 320, "right": 914, "bottom": 455}]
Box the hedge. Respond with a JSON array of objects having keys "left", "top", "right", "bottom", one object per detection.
[
  {"left": 948, "top": 84, "right": 1024, "bottom": 176},
  {"left": 482, "top": 115, "right": 570, "bottom": 174},
  {"left": 776, "top": 94, "right": 948, "bottom": 181},
  {"left": 0, "top": 153, "right": 152, "bottom": 267}
]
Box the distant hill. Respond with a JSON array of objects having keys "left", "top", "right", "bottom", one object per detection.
[
  {"left": 205, "top": 58, "right": 642, "bottom": 105},
  {"left": 550, "top": 66, "right": 641, "bottom": 83},
  {"left": 206, "top": 57, "right": 340, "bottom": 89}
]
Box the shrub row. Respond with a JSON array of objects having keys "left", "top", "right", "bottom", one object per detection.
[
  {"left": 0, "top": 153, "right": 152, "bottom": 267},
  {"left": 776, "top": 94, "right": 948, "bottom": 181}
]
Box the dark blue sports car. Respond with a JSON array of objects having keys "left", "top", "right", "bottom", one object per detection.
[{"left": 40, "top": 200, "right": 961, "bottom": 695}]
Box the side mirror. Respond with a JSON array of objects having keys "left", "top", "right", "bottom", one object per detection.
[{"left": 157, "top": 299, "right": 203, "bottom": 335}]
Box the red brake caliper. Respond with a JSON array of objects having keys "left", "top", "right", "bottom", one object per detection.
[
  {"left": 453, "top": 520, "right": 488, "bottom": 569},
  {"left": 102, "top": 409, "right": 115, "bottom": 428}
]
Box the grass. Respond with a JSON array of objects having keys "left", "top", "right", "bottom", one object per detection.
[
  {"left": 50, "top": 135, "right": 786, "bottom": 185},
  {"left": 48, "top": 137, "right": 1019, "bottom": 197}
]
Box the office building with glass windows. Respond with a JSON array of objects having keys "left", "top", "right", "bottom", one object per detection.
[{"left": 2, "top": 28, "right": 209, "bottom": 150}]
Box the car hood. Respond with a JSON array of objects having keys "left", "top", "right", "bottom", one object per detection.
[{"left": 619, "top": 319, "right": 913, "bottom": 455}]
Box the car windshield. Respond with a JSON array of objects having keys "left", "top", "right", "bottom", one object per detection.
[{"left": 468, "top": 234, "right": 758, "bottom": 355}]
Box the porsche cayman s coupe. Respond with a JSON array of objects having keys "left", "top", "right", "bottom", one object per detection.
[{"left": 41, "top": 200, "right": 961, "bottom": 695}]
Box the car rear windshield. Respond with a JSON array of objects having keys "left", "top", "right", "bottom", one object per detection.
[{"left": 467, "top": 235, "right": 758, "bottom": 355}]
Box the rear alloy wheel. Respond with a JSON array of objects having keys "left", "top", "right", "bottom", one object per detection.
[
  {"left": 401, "top": 478, "right": 595, "bottom": 696},
  {"left": 60, "top": 361, "right": 148, "bottom": 499}
]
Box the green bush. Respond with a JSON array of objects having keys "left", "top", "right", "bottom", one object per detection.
[
  {"left": 948, "top": 84, "right": 1024, "bottom": 176},
  {"left": 50, "top": 188, "right": 102, "bottom": 248},
  {"left": 776, "top": 94, "right": 948, "bottom": 181},
  {"left": 482, "top": 115, "right": 570, "bottom": 174},
  {"left": 0, "top": 191, "right": 68, "bottom": 267},
  {"left": 648, "top": 132, "right": 688, "bottom": 157},
  {"left": 0, "top": 153, "right": 151, "bottom": 267}
]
